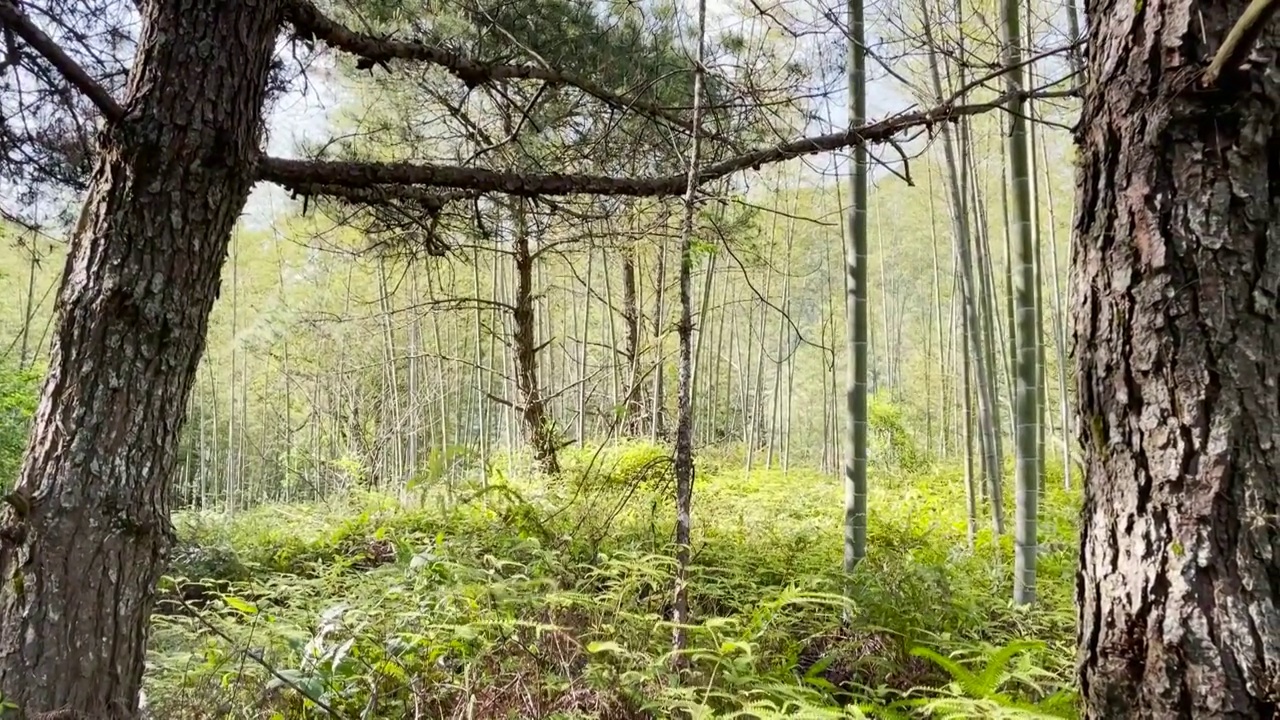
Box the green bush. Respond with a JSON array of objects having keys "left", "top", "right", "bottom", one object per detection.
[
  {"left": 868, "top": 396, "right": 926, "bottom": 472},
  {"left": 559, "top": 440, "right": 675, "bottom": 492},
  {"left": 0, "top": 363, "right": 39, "bottom": 493}
]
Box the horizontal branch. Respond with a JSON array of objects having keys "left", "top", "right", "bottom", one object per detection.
[
  {"left": 258, "top": 87, "right": 1077, "bottom": 198},
  {"left": 281, "top": 0, "right": 697, "bottom": 134},
  {"left": 280, "top": 181, "right": 476, "bottom": 213},
  {"left": 0, "top": 0, "right": 124, "bottom": 121},
  {"left": 260, "top": 153, "right": 688, "bottom": 197}
]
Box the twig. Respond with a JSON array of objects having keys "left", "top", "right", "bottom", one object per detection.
[
  {"left": 1203, "top": 0, "right": 1280, "bottom": 86},
  {"left": 948, "top": 41, "right": 1082, "bottom": 101}
]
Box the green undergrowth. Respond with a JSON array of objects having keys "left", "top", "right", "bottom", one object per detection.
[
  {"left": 0, "top": 362, "right": 40, "bottom": 494},
  {"left": 147, "top": 444, "right": 1081, "bottom": 719}
]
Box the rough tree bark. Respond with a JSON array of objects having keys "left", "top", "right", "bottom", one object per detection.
[
  {"left": 0, "top": 0, "right": 281, "bottom": 714},
  {"left": 1073, "top": 0, "right": 1280, "bottom": 714}
]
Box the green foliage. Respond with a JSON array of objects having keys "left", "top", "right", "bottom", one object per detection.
[
  {"left": 559, "top": 440, "right": 674, "bottom": 491},
  {"left": 868, "top": 396, "right": 925, "bottom": 472},
  {"left": 890, "top": 641, "right": 1078, "bottom": 718},
  {"left": 0, "top": 362, "right": 39, "bottom": 493},
  {"left": 407, "top": 444, "right": 482, "bottom": 498},
  {"left": 147, "top": 463, "right": 1079, "bottom": 718}
]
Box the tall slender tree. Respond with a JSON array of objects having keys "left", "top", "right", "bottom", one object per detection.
[
  {"left": 1001, "top": 0, "right": 1039, "bottom": 605},
  {"left": 670, "top": 0, "right": 706, "bottom": 662},
  {"left": 920, "top": 0, "right": 1004, "bottom": 532},
  {"left": 842, "top": 0, "right": 869, "bottom": 571}
]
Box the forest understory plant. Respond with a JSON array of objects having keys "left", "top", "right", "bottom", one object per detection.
[{"left": 142, "top": 460, "right": 1079, "bottom": 719}]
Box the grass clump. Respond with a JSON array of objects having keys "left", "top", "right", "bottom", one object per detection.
[
  {"left": 0, "top": 362, "right": 39, "bottom": 494},
  {"left": 146, "top": 456, "right": 1080, "bottom": 719}
]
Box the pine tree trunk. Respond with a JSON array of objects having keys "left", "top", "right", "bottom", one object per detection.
[
  {"left": 0, "top": 0, "right": 280, "bottom": 713},
  {"left": 509, "top": 199, "right": 561, "bottom": 475},
  {"left": 1075, "top": 1, "right": 1280, "bottom": 713}
]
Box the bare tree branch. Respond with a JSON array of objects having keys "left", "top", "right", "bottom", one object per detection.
[{"left": 948, "top": 40, "right": 1082, "bottom": 100}]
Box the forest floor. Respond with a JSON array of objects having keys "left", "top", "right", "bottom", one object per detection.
[{"left": 146, "top": 444, "right": 1082, "bottom": 719}]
